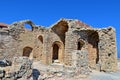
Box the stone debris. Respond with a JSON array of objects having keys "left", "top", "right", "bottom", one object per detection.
[
  {"left": 0, "top": 57, "right": 32, "bottom": 80},
  {"left": 0, "top": 58, "right": 119, "bottom": 80}
]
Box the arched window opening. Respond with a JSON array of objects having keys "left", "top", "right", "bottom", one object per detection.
[
  {"left": 38, "top": 35, "right": 43, "bottom": 43},
  {"left": 24, "top": 24, "right": 33, "bottom": 31},
  {"left": 52, "top": 44, "right": 59, "bottom": 62},
  {"left": 23, "top": 47, "right": 33, "bottom": 57},
  {"left": 77, "top": 40, "right": 84, "bottom": 50}
]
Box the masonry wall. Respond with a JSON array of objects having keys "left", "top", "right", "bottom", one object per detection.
[
  {"left": 0, "top": 31, "right": 18, "bottom": 60},
  {"left": 0, "top": 21, "right": 46, "bottom": 62},
  {"left": 64, "top": 29, "right": 99, "bottom": 69},
  {"left": 98, "top": 27, "right": 118, "bottom": 72},
  {"left": 17, "top": 27, "right": 46, "bottom": 61},
  {"left": 0, "top": 19, "right": 118, "bottom": 72},
  {"left": 17, "top": 30, "right": 35, "bottom": 58},
  {"left": 43, "top": 29, "right": 65, "bottom": 64},
  {"left": 64, "top": 30, "right": 76, "bottom": 65},
  {"left": 32, "top": 29, "right": 44, "bottom": 60}
]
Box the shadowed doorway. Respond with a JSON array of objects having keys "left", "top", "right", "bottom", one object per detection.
[
  {"left": 52, "top": 41, "right": 64, "bottom": 63},
  {"left": 52, "top": 44, "right": 59, "bottom": 62}
]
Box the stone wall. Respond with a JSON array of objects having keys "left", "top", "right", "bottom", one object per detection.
[
  {"left": 64, "top": 27, "right": 118, "bottom": 72},
  {"left": 97, "top": 27, "right": 118, "bottom": 72},
  {"left": 71, "top": 50, "right": 91, "bottom": 76},
  {"left": 0, "top": 30, "right": 18, "bottom": 61},
  {"left": 0, "top": 19, "right": 118, "bottom": 72}
]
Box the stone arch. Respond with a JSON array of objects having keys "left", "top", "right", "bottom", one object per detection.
[
  {"left": 24, "top": 24, "right": 33, "bottom": 31},
  {"left": 20, "top": 20, "right": 35, "bottom": 31},
  {"left": 52, "top": 41, "right": 64, "bottom": 63},
  {"left": 87, "top": 31, "right": 99, "bottom": 68},
  {"left": 23, "top": 47, "right": 33, "bottom": 57},
  {"left": 51, "top": 20, "right": 69, "bottom": 44}
]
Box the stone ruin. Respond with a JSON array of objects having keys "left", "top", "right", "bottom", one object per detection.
[
  {"left": 0, "top": 18, "right": 118, "bottom": 79},
  {"left": 0, "top": 57, "right": 32, "bottom": 80}
]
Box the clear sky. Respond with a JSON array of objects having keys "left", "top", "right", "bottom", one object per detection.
[{"left": 0, "top": 0, "right": 120, "bottom": 57}]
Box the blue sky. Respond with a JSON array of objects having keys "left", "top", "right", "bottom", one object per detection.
[{"left": 0, "top": 0, "right": 120, "bottom": 57}]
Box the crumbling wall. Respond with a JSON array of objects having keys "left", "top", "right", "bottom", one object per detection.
[
  {"left": 0, "top": 20, "right": 45, "bottom": 61},
  {"left": 43, "top": 29, "right": 64, "bottom": 64},
  {"left": 64, "top": 19, "right": 91, "bottom": 66},
  {"left": 64, "top": 30, "right": 76, "bottom": 65},
  {"left": 71, "top": 50, "right": 91, "bottom": 76},
  {"left": 0, "top": 57, "right": 32, "bottom": 80},
  {"left": 0, "top": 19, "right": 118, "bottom": 72},
  {"left": 98, "top": 27, "right": 118, "bottom": 72},
  {"left": 0, "top": 21, "right": 26, "bottom": 60},
  {"left": 43, "top": 20, "right": 69, "bottom": 64},
  {"left": 33, "top": 31, "right": 44, "bottom": 61},
  {"left": 64, "top": 29, "right": 98, "bottom": 68},
  {"left": 0, "top": 31, "right": 18, "bottom": 61},
  {"left": 8, "top": 20, "right": 46, "bottom": 61},
  {"left": 65, "top": 30, "right": 86, "bottom": 65},
  {"left": 18, "top": 30, "right": 35, "bottom": 58}
]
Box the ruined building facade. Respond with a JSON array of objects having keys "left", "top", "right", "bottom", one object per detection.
[{"left": 0, "top": 19, "right": 118, "bottom": 72}]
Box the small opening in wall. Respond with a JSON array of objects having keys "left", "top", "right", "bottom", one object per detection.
[
  {"left": 77, "top": 40, "right": 84, "bottom": 50},
  {"left": 77, "top": 42, "right": 81, "bottom": 50},
  {"left": 108, "top": 53, "right": 111, "bottom": 57},
  {"left": 38, "top": 35, "right": 43, "bottom": 43},
  {"left": 24, "top": 24, "right": 33, "bottom": 31}
]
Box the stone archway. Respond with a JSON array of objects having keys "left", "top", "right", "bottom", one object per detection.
[
  {"left": 23, "top": 47, "right": 33, "bottom": 57},
  {"left": 52, "top": 41, "right": 64, "bottom": 63},
  {"left": 87, "top": 31, "right": 99, "bottom": 68},
  {"left": 53, "top": 44, "right": 59, "bottom": 61}
]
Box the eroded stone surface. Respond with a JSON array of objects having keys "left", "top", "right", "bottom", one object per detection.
[{"left": 0, "top": 57, "right": 32, "bottom": 80}]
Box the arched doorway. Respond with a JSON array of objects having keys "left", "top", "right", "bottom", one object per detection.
[
  {"left": 52, "top": 41, "right": 64, "bottom": 63},
  {"left": 23, "top": 47, "right": 33, "bottom": 57},
  {"left": 53, "top": 44, "right": 59, "bottom": 61},
  {"left": 87, "top": 31, "right": 99, "bottom": 68}
]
